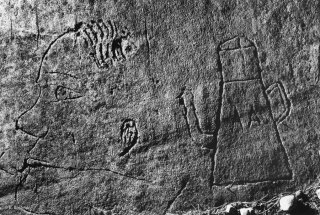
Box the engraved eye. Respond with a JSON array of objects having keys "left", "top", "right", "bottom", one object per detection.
[
  {"left": 125, "top": 45, "right": 132, "bottom": 53},
  {"left": 121, "top": 39, "right": 136, "bottom": 57},
  {"left": 55, "top": 86, "right": 81, "bottom": 101}
]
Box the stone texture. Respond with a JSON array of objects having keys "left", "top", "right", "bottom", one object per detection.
[
  {"left": 239, "top": 208, "right": 254, "bottom": 215},
  {"left": 0, "top": 0, "right": 320, "bottom": 214},
  {"left": 279, "top": 195, "right": 296, "bottom": 212}
]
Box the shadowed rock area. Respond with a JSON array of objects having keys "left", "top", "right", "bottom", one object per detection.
[{"left": 1, "top": 0, "right": 320, "bottom": 214}]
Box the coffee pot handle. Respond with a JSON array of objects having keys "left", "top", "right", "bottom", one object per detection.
[{"left": 266, "top": 82, "right": 291, "bottom": 124}]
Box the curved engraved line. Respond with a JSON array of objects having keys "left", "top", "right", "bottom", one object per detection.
[
  {"left": 14, "top": 206, "right": 54, "bottom": 215},
  {"left": 15, "top": 168, "right": 30, "bottom": 200},
  {"left": 20, "top": 157, "right": 151, "bottom": 183},
  {"left": 219, "top": 35, "right": 240, "bottom": 50},
  {"left": 16, "top": 84, "right": 41, "bottom": 120},
  {"left": 176, "top": 88, "right": 192, "bottom": 138},
  {"left": 0, "top": 152, "right": 15, "bottom": 175},
  {"left": 53, "top": 85, "right": 83, "bottom": 102},
  {"left": 224, "top": 78, "right": 260, "bottom": 83},
  {"left": 83, "top": 28, "right": 94, "bottom": 45},
  {"left": 96, "top": 20, "right": 105, "bottom": 38},
  {"left": 29, "top": 129, "right": 50, "bottom": 152},
  {"left": 162, "top": 176, "right": 189, "bottom": 215},
  {"left": 36, "top": 28, "right": 76, "bottom": 83},
  {"left": 190, "top": 99, "right": 205, "bottom": 135},
  {"left": 100, "top": 21, "right": 111, "bottom": 40},
  {"left": 86, "top": 23, "right": 98, "bottom": 43},
  {"left": 15, "top": 84, "right": 48, "bottom": 139},
  {"left": 266, "top": 82, "right": 288, "bottom": 123},
  {"left": 27, "top": 137, "right": 41, "bottom": 154},
  {"left": 50, "top": 96, "right": 84, "bottom": 103},
  {"left": 45, "top": 84, "right": 81, "bottom": 91},
  {"left": 15, "top": 86, "right": 49, "bottom": 139},
  {"left": 212, "top": 177, "right": 294, "bottom": 187},
  {"left": 107, "top": 20, "right": 117, "bottom": 40},
  {"left": 274, "top": 81, "right": 291, "bottom": 124}
]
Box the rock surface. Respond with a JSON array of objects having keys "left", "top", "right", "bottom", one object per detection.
[
  {"left": 239, "top": 208, "right": 254, "bottom": 215},
  {"left": 316, "top": 189, "right": 320, "bottom": 200},
  {"left": 1, "top": 0, "right": 320, "bottom": 214},
  {"left": 279, "top": 195, "right": 296, "bottom": 212}
]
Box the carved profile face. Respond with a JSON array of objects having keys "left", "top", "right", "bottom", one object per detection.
[{"left": 16, "top": 20, "right": 140, "bottom": 169}]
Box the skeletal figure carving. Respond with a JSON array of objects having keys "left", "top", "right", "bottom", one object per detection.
[
  {"left": 35, "top": 19, "right": 138, "bottom": 83},
  {"left": 74, "top": 19, "right": 137, "bottom": 69}
]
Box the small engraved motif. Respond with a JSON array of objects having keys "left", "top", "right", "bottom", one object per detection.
[{"left": 119, "top": 119, "right": 138, "bottom": 156}]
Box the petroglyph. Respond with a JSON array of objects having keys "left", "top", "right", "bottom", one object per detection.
[
  {"left": 13, "top": 20, "right": 142, "bottom": 199},
  {"left": 220, "top": 37, "right": 240, "bottom": 51},
  {"left": 266, "top": 82, "right": 291, "bottom": 124},
  {"left": 74, "top": 20, "right": 137, "bottom": 69},
  {"left": 36, "top": 19, "right": 138, "bottom": 83},
  {"left": 163, "top": 176, "right": 189, "bottom": 215},
  {"left": 213, "top": 36, "right": 293, "bottom": 185},
  {"left": 6, "top": 1, "right": 320, "bottom": 213},
  {"left": 193, "top": 83, "right": 220, "bottom": 135},
  {"left": 177, "top": 88, "right": 201, "bottom": 138},
  {"left": 15, "top": 206, "right": 52, "bottom": 215},
  {"left": 177, "top": 88, "right": 215, "bottom": 149},
  {"left": 119, "top": 119, "right": 138, "bottom": 156},
  {"left": 54, "top": 85, "right": 83, "bottom": 101}
]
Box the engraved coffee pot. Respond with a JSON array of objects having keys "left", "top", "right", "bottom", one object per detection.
[{"left": 213, "top": 36, "right": 292, "bottom": 185}]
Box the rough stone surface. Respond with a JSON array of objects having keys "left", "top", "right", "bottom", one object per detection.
[
  {"left": 279, "top": 195, "right": 296, "bottom": 212},
  {"left": 225, "top": 204, "right": 237, "bottom": 214},
  {"left": 1, "top": 0, "right": 320, "bottom": 214},
  {"left": 239, "top": 208, "right": 254, "bottom": 215},
  {"left": 316, "top": 189, "right": 320, "bottom": 200}
]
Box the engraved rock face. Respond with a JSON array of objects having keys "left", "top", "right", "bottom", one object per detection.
[{"left": 1, "top": 0, "right": 320, "bottom": 215}]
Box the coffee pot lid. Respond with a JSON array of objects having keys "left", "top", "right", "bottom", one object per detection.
[{"left": 220, "top": 36, "right": 255, "bottom": 51}]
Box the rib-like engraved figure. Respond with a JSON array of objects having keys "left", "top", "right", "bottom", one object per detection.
[
  {"left": 75, "top": 19, "right": 137, "bottom": 69},
  {"left": 35, "top": 19, "right": 138, "bottom": 83}
]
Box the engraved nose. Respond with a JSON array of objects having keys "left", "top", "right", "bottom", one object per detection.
[{"left": 16, "top": 105, "right": 48, "bottom": 138}]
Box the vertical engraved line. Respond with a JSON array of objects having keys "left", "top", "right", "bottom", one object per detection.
[
  {"left": 210, "top": 45, "right": 224, "bottom": 189},
  {"left": 317, "top": 45, "right": 320, "bottom": 83},
  {"left": 35, "top": 0, "right": 40, "bottom": 48},
  {"left": 83, "top": 29, "right": 94, "bottom": 45}
]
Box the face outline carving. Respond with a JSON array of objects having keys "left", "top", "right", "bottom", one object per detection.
[{"left": 15, "top": 20, "right": 139, "bottom": 172}]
